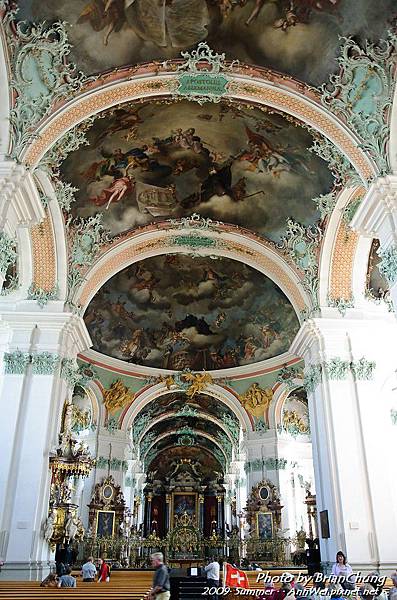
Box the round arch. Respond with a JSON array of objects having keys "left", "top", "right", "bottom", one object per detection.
[
  {"left": 134, "top": 410, "right": 238, "bottom": 448},
  {"left": 74, "top": 224, "right": 311, "bottom": 319},
  {"left": 121, "top": 382, "right": 254, "bottom": 433},
  {"left": 22, "top": 67, "right": 376, "bottom": 184},
  {"left": 140, "top": 430, "right": 229, "bottom": 464}
]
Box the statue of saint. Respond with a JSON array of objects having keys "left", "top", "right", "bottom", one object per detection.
[
  {"left": 64, "top": 513, "right": 79, "bottom": 543},
  {"left": 44, "top": 510, "right": 56, "bottom": 542}
]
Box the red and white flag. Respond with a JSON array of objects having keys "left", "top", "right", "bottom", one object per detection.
[{"left": 224, "top": 563, "right": 250, "bottom": 589}]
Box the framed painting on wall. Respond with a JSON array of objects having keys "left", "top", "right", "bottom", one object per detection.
[
  {"left": 171, "top": 492, "right": 197, "bottom": 528},
  {"left": 320, "top": 510, "right": 330, "bottom": 539},
  {"left": 256, "top": 511, "right": 273, "bottom": 540},
  {"left": 96, "top": 510, "right": 115, "bottom": 537}
]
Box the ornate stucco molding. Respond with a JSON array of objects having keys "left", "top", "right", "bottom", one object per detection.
[
  {"left": 27, "top": 283, "right": 58, "bottom": 307},
  {"left": 303, "top": 358, "right": 376, "bottom": 391},
  {"left": 278, "top": 219, "right": 323, "bottom": 316},
  {"left": 0, "top": 230, "right": 16, "bottom": 275},
  {"left": 1, "top": 8, "right": 95, "bottom": 161},
  {"left": 319, "top": 32, "right": 397, "bottom": 176},
  {"left": 3, "top": 350, "right": 59, "bottom": 375},
  {"left": 3, "top": 349, "right": 30, "bottom": 374},
  {"left": 377, "top": 245, "right": 397, "bottom": 286},
  {"left": 327, "top": 294, "right": 354, "bottom": 317},
  {"left": 60, "top": 358, "right": 95, "bottom": 389}
]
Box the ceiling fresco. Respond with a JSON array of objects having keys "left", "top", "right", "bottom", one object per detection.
[
  {"left": 61, "top": 101, "right": 333, "bottom": 240},
  {"left": 144, "top": 415, "right": 230, "bottom": 444},
  {"left": 145, "top": 433, "right": 227, "bottom": 470},
  {"left": 18, "top": 1, "right": 396, "bottom": 85},
  {"left": 84, "top": 254, "right": 300, "bottom": 369},
  {"left": 146, "top": 446, "right": 223, "bottom": 480}
]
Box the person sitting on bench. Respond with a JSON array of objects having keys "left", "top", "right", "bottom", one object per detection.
[{"left": 57, "top": 566, "right": 76, "bottom": 588}]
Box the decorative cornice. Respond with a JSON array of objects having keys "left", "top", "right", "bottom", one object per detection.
[{"left": 323, "top": 358, "right": 350, "bottom": 380}]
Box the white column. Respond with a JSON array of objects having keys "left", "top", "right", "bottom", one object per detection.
[
  {"left": 0, "top": 313, "right": 91, "bottom": 579},
  {"left": 351, "top": 175, "right": 397, "bottom": 310},
  {"left": 291, "top": 316, "right": 397, "bottom": 574}
]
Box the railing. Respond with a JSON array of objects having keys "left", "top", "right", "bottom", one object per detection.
[{"left": 77, "top": 534, "right": 295, "bottom": 567}]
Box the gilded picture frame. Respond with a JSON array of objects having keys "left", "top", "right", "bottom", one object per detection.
[
  {"left": 256, "top": 511, "right": 273, "bottom": 540},
  {"left": 95, "top": 509, "right": 115, "bottom": 537},
  {"left": 171, "top": 492, "right": 198, "bottom": 529}
]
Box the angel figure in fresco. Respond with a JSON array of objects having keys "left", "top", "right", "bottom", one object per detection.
[
  {"left": 244, "top": 337, "right": 257, "bottom": 360},
  {"left": 78, "top": 0, "right": 125, "bottom": 46},
  {"left": 121, "top": 328, "right": 145, "bottom": 360},
  {"left": 89, "top": 170, "right": 135, "bottom": 210},
  {"left": 239, "top": 127, "right": 291, "bottom": 177},
  {"left": 261, "top": 324, "right": 279, "bottom": 349}
]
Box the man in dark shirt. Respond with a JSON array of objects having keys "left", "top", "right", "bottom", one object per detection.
[{"left": 150, "top": 552, "right": 170, "bottom": 599}]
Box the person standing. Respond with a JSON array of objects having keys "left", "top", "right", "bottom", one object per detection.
[
  {"left": 57, "top": 566, "right": 76, "bottom": 588},
  {"left": 150, "top": 552, "right": 170, "bottom": 600},
  {"left": 205, "top": 557, "right": 220, "bottom": 599},
  {"left": 81, "top": 556, "right": 97, "bottom": 582},
  {"left": 98, "top": 558, "right": 111, "bottom": 583}
]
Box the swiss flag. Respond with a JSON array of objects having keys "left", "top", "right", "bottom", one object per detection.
[{"left": 224, "top": 563, "right": 250, "bottom": 589}]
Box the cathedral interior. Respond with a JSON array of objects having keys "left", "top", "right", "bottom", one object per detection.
[{"left": 0, "top": 0, "right": 397, "bottom": 596}]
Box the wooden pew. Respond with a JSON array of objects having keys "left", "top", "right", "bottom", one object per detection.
[{"left": 0, "top": 570, "right": 153, "bottom": 599}]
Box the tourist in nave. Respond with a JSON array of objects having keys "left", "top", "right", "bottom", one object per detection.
[
  {"left": 331, "top": 551, "right": 355, "bottom": 590},
  {"left": 81, "top": 556, "right": 97, "bottom": 582},
  {"left": 97, "top": 557, "right": 111, "bottom": 583},
  {"left": 56, "top": 566, "right": 76, "bottom": 588},
  {"left": 204, "top": 556, "right": 221, "bottom": 598},
  {"left": 150, "top": 552, "right": 170, "bottom": 600},
  {"left": 390, "top": 573, "right": 397, "bottom": 600}
]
